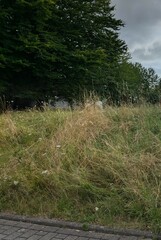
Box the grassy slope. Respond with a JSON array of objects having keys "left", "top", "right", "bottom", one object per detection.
[{"left": 1, "top": 105, "right": 161, "bottom": 232}]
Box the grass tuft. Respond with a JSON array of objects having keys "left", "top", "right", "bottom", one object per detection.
[{"left": 1, "top": 105, "right": 161, "bottom": 232}]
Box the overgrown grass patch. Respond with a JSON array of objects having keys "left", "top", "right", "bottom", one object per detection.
[{"left": 1, "top": 105, "right": 161, "bottom": 232}]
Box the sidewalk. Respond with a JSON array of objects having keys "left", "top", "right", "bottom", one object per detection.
[{"left": 0, "top": 215, "right": 154, "bottom": 240}]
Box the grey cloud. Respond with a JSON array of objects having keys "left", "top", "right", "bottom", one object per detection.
[
  {"left": 112, "top": 0, "right": 161, "bottom": 26},
  {"left": 111, "top": 0, "right": 161, "bottom": 75},
  {"left": 112, "top": 0, "right": 161, "bottom": 46},
  {"left": 133, "top": 42, "right": 161, "bottom": 61}
]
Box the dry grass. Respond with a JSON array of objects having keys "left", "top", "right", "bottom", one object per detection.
[{"left": 1, "top": 105, "right": 161, "bottom": 233}]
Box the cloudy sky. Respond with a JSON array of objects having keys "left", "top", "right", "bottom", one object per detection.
[{"left": 111, "top": 0, "right": 161, "bottom": 76}]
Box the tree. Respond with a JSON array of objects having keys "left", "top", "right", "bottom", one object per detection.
[
  {"left": 0, "top": 0, "right": 127, "bottom": 101},
  {"left": 52, "top": 0, "right": 127, "bottom": 99},
  {"left": 117, "top": 60, "right": 161, "bottom": 104},
  {"left": 0, "top": 0, "right": 66, "bottom": 99}
]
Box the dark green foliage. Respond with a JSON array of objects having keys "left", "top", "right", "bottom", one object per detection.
[
  {"left": 1, "top": 0, "right": 160, "bottom": 104},
  {"left": 0, "top": 0, "right": 67, "bottom": 98},
  {"left": 0, "top": 0, "right": 127, "bottom": 100},
  {"left": 117, "top": 61, "right": 161, "bottom": 104}
]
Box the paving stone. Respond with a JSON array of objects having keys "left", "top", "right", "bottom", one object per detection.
[
  {"left": 0, "top": 233, "right": 7, "bottom": 239},
  {"left": 50, "top": 239, "right": 65, "bottom": 240},
  {"left": 27, "top": 235, "right": 42, "bottom": 240},
  {"left": 55, "top": 234, "right": 68, "bottom": 239},
  {"left": 29, "top": 225, "right": 47, "bottom": 232},
  {"left": 0, "top": 218, "right": 154, "bottom": 240},
  {"left": 42, "top": 227, "right": 58, "bottom": 233},
  {"left": 87, "top": 232, "right": 104, "bottom": 239},
  {"left": 38, "top": 233, "right": 58, "bottom": 240},
  {"left": 88, "top": 238, "right": 100, "bottom": 240},
  {"left": 35, "top": 231, "right": 48, "bottom": 236},
  {"left": 16, "top": 223, "right": 32, "bottom": 229},
  {"left": 14, "top": 238, "right": 27, "bottom": 240},
  {"left": 56, "top": 229, "right": 75, "bottom": 235},
  {"left": 0, "top": 220, "right": 7, "bottom": 225},
  {"left": 64, "top": 236, "right": 78, "bottom": 240},
  {"left": 0, "top": 220, "right": 18, "bottom": 226},
  {"left": 3, "top": 232, "right": 23, "bottom": 240},
  {"left": 56, "top": 229, "right": 89, "bottom": 238},
  {"left": 100, "top": 234, "right": 120, "bottom": 240},
  {"left": 75, "top": 233, "right": 94, "bottom": 238},
  {"left": 77, "top": 237, "right": 89, "bottom": 240},
  {"left": 0, "top": 219, "right": 14, "bottom": 226},
  {"left": 119, "top": 236, "right": 138, "bottom": 240},
  {"left": 0, "top": 225, "right": 11, "bottom": 230},
  {"left": 3, "top": 227, "right": 20, "bottom": 235},
  {"left": 20, "top": 230, "right": 38, "bottom": 238},
  {"left": 17, "top": 229, "right": 28, "bottom": 233}
]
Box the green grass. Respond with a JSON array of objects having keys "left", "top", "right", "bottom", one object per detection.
[{"left": 1, "top": 105, "right": 161, "bottom": 233}]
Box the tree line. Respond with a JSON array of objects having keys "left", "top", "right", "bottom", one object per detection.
[{"left": 0, "top": 0, "right": 161, "bottom": 106}]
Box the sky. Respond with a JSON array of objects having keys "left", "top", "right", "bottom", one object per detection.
[{"left": 111, "top": 0, "right": 161, "bottom": 76}]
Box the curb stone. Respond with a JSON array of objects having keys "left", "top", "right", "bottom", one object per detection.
[{"left": 0, "top": 213, "right": 158, "bottom": 239}]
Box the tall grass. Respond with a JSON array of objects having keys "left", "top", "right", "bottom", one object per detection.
[{"left": 1, "top": 105, "right": 161, "bottom": 232}]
